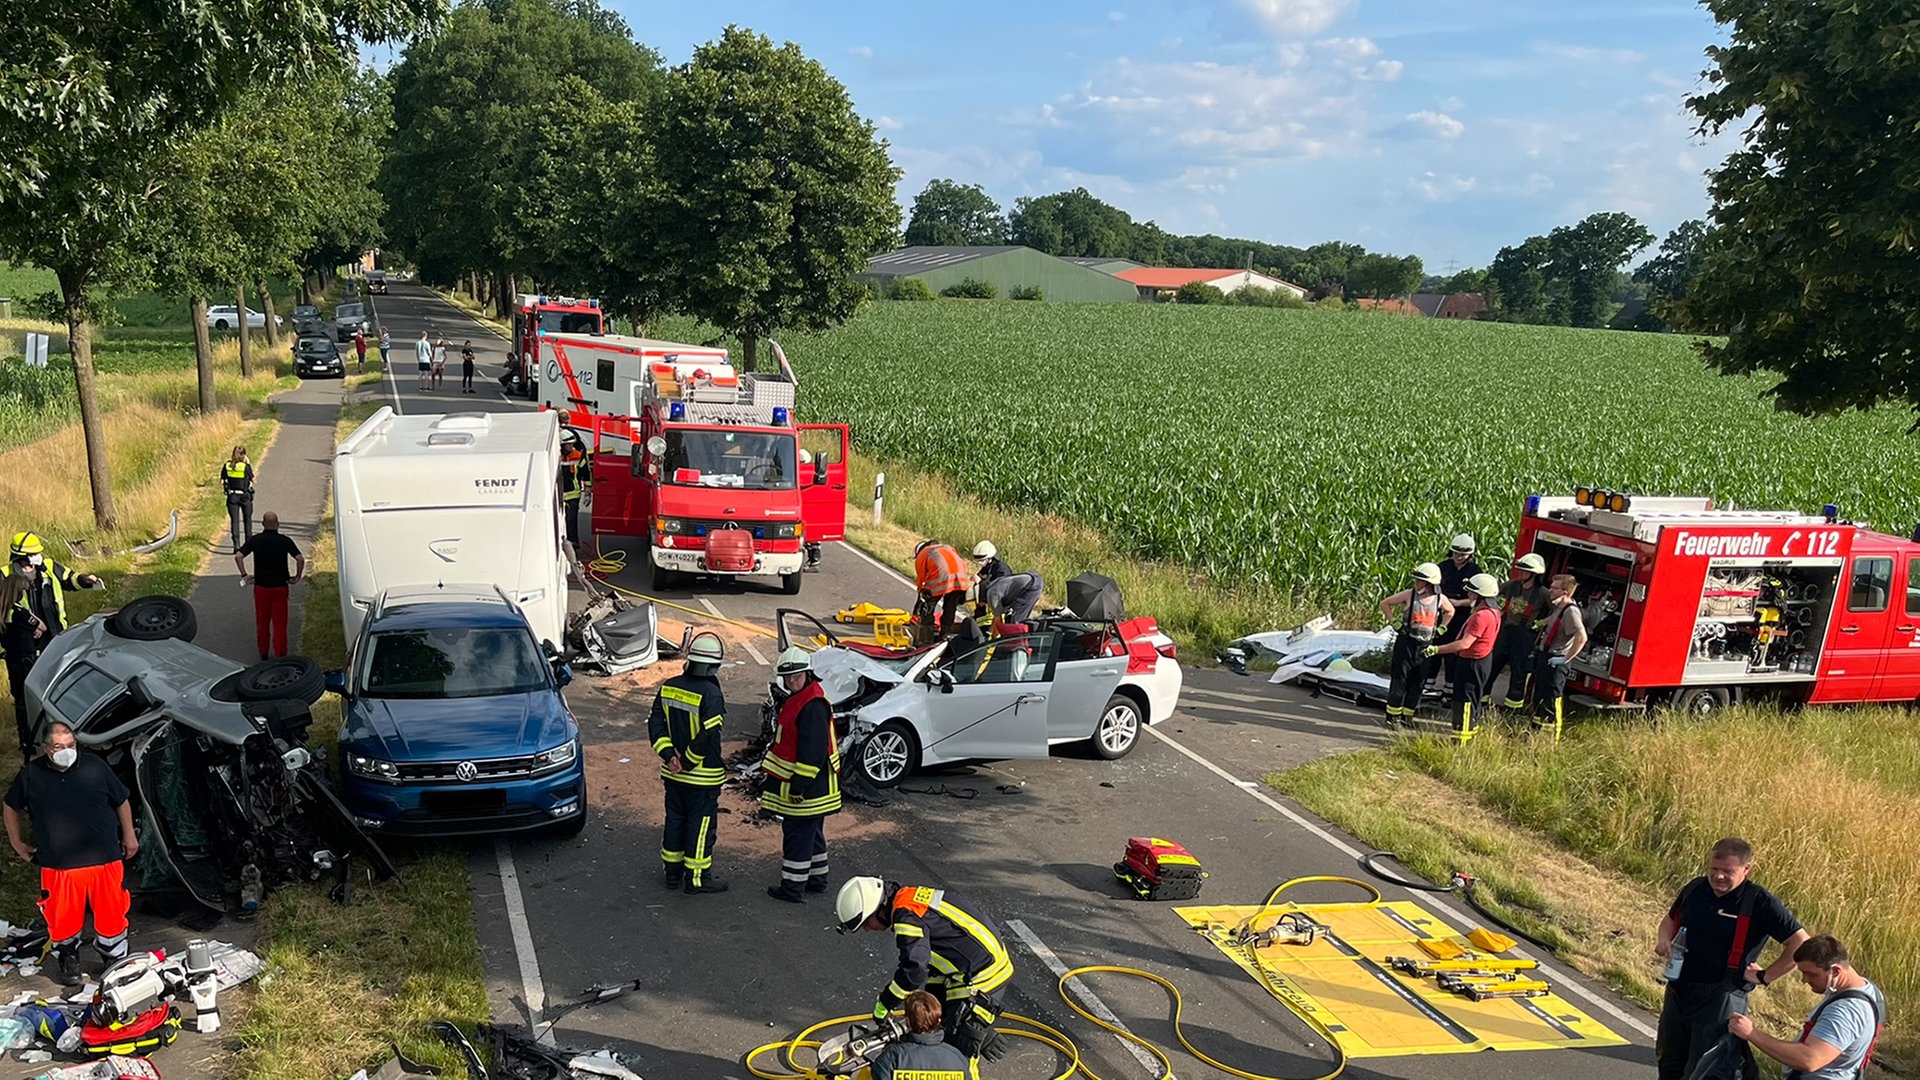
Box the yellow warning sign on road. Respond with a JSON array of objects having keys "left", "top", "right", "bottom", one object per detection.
[{"left": 1177, "top": 900, "right": 1628, "bottom": 1058}]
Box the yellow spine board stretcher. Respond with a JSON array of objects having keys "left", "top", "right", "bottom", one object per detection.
[{"left": 1177, "top": 880, "right": 1626, "bottom": 1059}]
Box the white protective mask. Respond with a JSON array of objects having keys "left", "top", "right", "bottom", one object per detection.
[{"left": 50, "top": 747, "right": 78, "bottom": 769}]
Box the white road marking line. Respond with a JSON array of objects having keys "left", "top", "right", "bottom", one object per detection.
[
  {"left": 837, "top": 540, "right": 915, "bottom": 589},
  {"left": 1006, "top": 919, "right": 1161, "bottom": 1076},
  {"left": 426, "top": 288, "right": 510, "bottom": 339},
  {"left": 1142, "top": 725, "right": 1659, "bottom": 1040},
  {"left": 494, "top": 839, "right": 554, "bottom": 1045},
  {"left": 1175, "top": 696, "right": 1379, "bottom": 736},
  {"left": 697, "top": 597, "right": 768, "bottom": 664}
]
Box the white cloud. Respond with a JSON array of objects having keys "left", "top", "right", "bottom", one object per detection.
[
  {"left": 1535, "top": 43, "right": 1647, "bottom": 65},
  {"left": 847, "top": 45, "right": 874, "bottom": 58},
  {"left": 1237, "top": 0, "right": 1354, "bottom": 38},
  {"left": 1400, "top": 110, "right": 1465, "bottom": 139},
  {"left": 874, "top": 115, "right": 903, "bottom": 131},
  {"left": 1316, "top": 37, "right": 1401, "bottom": 81},
  {"left": 1109, "top": 10, "right": 1126, "bottom": 22},
  {"left": 1410, "top": 172, "right": 1476, "bottom": 201}
]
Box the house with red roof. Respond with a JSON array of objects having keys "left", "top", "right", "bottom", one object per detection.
[{"left": 1114, "top": 266, "right": 1309, "bottom": 303}]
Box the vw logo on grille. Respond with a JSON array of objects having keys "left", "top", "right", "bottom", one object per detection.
[{"left": 454, "top": 761, "right": 479, "bottom": 782}]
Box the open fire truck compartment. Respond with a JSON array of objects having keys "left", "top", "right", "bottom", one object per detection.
[{"left": 1517, "top": 493, "right": 1920, "bottom": 710}]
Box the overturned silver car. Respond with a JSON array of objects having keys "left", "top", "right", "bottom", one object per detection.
[{"left": 23, "top": 595, "right": 395, "bottom": 912}]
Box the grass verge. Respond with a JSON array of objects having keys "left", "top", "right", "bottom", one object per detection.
[
  {"left": 1270, "top": 711, "right": 1918, "bottom": 1070},
  {"left": 233, "top": 395, "right": 488, "bottom": 1080}
]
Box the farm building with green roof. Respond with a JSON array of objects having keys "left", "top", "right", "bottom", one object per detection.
[{"left": 858, "top": 246, "right": 1140, "bottom": 303}]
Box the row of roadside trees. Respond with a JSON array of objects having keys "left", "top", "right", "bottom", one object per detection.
[{"left": 379, "top": 5, "right": 901, "bottom": 368}]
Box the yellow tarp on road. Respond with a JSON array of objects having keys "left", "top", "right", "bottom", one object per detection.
[{"left": 1177, "top": 900, "right": 1629, "bottom": 1059}]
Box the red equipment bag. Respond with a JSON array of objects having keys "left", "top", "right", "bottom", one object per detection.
[
  {"left": 80, "top": 1003, "right": 182, "bottom": 1056},
  {"left": 1113, "top": 837, "right": 1207, "bottom": 901}
]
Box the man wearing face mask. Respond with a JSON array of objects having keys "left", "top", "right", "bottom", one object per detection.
[
  {"left": 763, "top": 647, "right": 840, "bottom": 903},
  {"left": 1728, "top": 935, "right": 1885, "bottom": 1080},
  {"left": 1653, "top": 836, "right": 1810, "bottom": 1080},
  {"left": 3, "top": 721, "right": 137, "bottom": 983}
]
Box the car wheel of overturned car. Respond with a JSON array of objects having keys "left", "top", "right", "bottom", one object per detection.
[
  {"left": 235, "top": 657, "right": 326, "bottom": 705},
  {"left": 856, "top": 721, "right": 918, "bottom": 788},
  {"left": 1090, "top": 694, "right": 1142, "bottom": 760},
  {"left": 108, "top": 595, "right": 199, "bottom": 643}
]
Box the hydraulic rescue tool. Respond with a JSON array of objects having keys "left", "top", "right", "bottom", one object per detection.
[
  {"left": 1234, "top": 911, "right": 1321, "bottom": 948},
  {"left": 1387, "top": 955, "right": 1538, "bottom": 978},
  {"left": 812, "top": 1015, "right": 911, "bottom": 1077}
]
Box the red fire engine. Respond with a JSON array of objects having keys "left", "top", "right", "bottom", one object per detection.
[
  {"left": 1516, "top": 490, "right": 1920, "bottom": 713},
  {"left": 535, "top": 332, "right": 848, "bottom": 595},
  {"left": 507, "top": 293, "right": 605, "bottom": 398}
]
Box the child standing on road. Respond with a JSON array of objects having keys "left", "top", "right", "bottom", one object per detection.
[
  {"left": 431, "top": 337, "right": 448, "bottom": 389},
  {"left": 461, "top": 342, "right": 476, "bottom": 393},
  {"left": 378, "top": 325, "right": 391, "bottom": 366}
]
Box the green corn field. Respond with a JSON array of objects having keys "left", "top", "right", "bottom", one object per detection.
[{"left": 784, "top": 302, "right": 1918, "bottom": 607}]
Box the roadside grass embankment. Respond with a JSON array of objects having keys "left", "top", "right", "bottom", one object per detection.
[
  {"left": 233, "top": 395, "right": 488, "bottom": 1080},
  {"left": 1271, "top": 709, "right": 1919, "bottom": 1070}
]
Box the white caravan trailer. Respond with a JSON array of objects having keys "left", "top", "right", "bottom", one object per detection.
[{"left": 333, "top": 408, "right": 567, "bottom": 645}]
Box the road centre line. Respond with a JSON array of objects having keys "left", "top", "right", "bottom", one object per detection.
[
  {"left": 839, "top": 540, "right": 915, "bottom": 589},
  {"left": 1006, "top": 919, "right": 1161, "bottom": 1076},
  {"left": 494, "top": 839, "right": 554, "bottom": 1044},
  {"left": 1142, "top": 725, "right": 1658, "bottom": 1040},
  {"left": 697, "top": 598, "right": 767, "bottom": 665}
]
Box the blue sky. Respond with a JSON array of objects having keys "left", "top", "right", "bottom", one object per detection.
[{"left": 606, "top": 1, "right": 1733, "bottom": 269}]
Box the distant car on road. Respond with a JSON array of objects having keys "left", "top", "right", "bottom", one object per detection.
[
  {"left": 367, "top": 270, "right": 389, "bottom": 295},
  {"left": 334, "top": 301, "right": 371, "bottom": 342},
  {"left": 292, "top": 335, "right": 345, "bottom": 378},
  {"left": 290, "top": 303, "right": 325, "bottom": 336},
  {"left": 206, "top": 305, "right": 282, "bottom": 331}
]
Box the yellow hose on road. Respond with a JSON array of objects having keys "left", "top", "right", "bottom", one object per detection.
[
  {"left": 577, "top": 538, "right": 780, "bottom": 639},
  {"left": 748, "top": 877, "right": 1361, "bottom": 1080}
]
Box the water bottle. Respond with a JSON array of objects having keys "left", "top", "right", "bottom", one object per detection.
[
  {"left": 55, "top": 1026, "right": 83, "bottom": 1053},
  {"left": 1663, "top": 927, "right": 1688, "bottom": 982}
]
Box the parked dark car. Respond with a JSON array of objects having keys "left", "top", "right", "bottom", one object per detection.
[
  {"left": 23, "top": 596, "right": 395, "bottom": 914},
  {"left": 290, "top": 303, "right": 326, "bottom": 336},
  {"left": 293, "top": 335, "right": 345, "bottom": 378},
  {"left": 334, "top": 301, "right": 370, "bottom": 342}
]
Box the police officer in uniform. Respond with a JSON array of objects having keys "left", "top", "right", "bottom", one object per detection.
[
  {"left": 647, "top": 632, "right": 729, "bottom": 893},
  {"left": 1379, "top": 562, "right": 1454, "bottom": 725},
  {"left": 2, "top": 533, "right": 100, "bottom": 757},
  {"left": 221, "top": 446, "right": 256, "bottom": 551},
  {"left": 764, "top": 647, "right": 840, "bottom": 903},
  {"left": 836, "top": 876, "right": 1013, "bottom": 1062},
  {"left": 868, "top": 991, "right": 980, "bottom": 1080}
]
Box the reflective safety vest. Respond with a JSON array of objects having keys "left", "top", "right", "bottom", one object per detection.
[
  {"left": 647, "top": 673, "right": 726, "bottom": 786},
  {"left": 881, "top": 885, "right": 1013, "bottom": 1009},
  {"left": 2, "top": 563, "right": 66, "bottom": 637},
  {"left": 915, "top": 544, "right": 970, "bottom": 598},
  {"left": 1402, "top": 588, "right": 1443, "bottom": 643},
  {"left": 762, "top": 680, "right": 841, "bottom": 817},
  {"left": 222, "top": 460, "right": 253, "bottom": 495}
]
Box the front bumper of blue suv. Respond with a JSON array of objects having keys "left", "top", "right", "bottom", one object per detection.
[{"left": 341, "top": 739, "right": 586, "bottom": 837}]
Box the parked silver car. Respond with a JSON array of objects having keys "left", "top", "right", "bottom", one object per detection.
[
  {"left": 334, "top": 301, "right": 371, "bottom": 342},
  {"left": 24, "top": 596, "right": 394, "bottom": 913}
]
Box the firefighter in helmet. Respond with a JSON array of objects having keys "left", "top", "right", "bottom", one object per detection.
[
  {"left": 835, "top": 876, "right": 1013, "bottom": 1062},
  {"left": 1423, "top": 572, "right": 1502, "bottom": 745},
  {"left": 763, "top": 647, "right": 839, "bottom": 902},
  {"left": 647, "top": 632, "right": 729, "bottom": 893},
  {"left": 1487, "top": 552, "right": 1551, "bottom": 711},
  {"left": 3, "top": 533, "right": 101, "bottom": 757},
  {"left": 1379, "top": 562, "right": 1454, "bottom": 725}
]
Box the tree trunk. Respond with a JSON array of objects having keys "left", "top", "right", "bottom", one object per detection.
[
  {"left": 496, "top": 271, "right": 515, "bottom": 319},
  {"left": 56, "top": 268, "right": 117, "bottom": 531},
  {"left": 257, "top": 282, "right": 280, "bottom": 349},
  {"left": 191, "top": 296, "right": 216, "bottom": 414},
  {"left": 235, "top": 283, "right": 253, "bottom": 378},
  {"left": 742, "top": 333, "right": 759, "bottom": 371}
]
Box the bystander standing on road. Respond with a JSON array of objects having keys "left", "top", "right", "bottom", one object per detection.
[
  {"left": 648, "top": 633, "right": 729, "bottom": 894},
  {"left": 4, "top": 721, "right": 137, "bottom": 982},
  {"left": 431, "top": 336, "right": 448, "bottom": 390},
  {"left": 353, "top": 327, "right": 369, "bottom": 373},
  {"left": 763, "top": 648, "right": 840, "bottom": 903},
  {"left": 1527, "top": 573, "right": 1587, "bottom": 738},
  {"left": 415, "top": 330, "right": 432, "bottom": 391},
  {"left": 235, "top": 511, "right": 305, "bottom": 661},
  {"left": 378, "top": 324, "right": 392, "bottom": 367},
  {"left": 1423, "top": 571, "right": 1499, "bottom": 744},
  {"left": 1655, "top": 837, "right": 1811, "bottom": 1080},
  {"left": 461, "top": 341, "right": 477, "bottom": 393},
  {"left": 1728, "top": 935, "right": 1885, "bottom": 1080}
]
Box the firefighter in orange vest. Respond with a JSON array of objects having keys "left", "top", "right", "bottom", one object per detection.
[
  {"left": 763, "top": 647, "right": 840, "bottom": 903},
  {"left": 913, "top": 540, "right": 971, "bottom": 641}
]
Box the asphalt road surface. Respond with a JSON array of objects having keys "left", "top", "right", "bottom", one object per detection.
[{"left": 366, "top": 284, "right": 1659, "bottom": 1079}]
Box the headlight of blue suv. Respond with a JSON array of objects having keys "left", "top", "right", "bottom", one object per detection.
[
  {"left": 532, "top": 740, "right": 577, "bottom": 774},
  {"left": 348, "top": 754, "right": 401, "bottom": 781}
]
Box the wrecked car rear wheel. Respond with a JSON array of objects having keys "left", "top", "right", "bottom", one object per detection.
[
  {"left": 235, "top": 657, "right": 326, "bottom": 704},
  {"left": 109, "top": 595, "right": 198, "bottom": 642}
]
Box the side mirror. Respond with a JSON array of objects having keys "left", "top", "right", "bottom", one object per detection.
[
  {"left": 554, "top": 663, "right": 574, "bottom": 688},
  {"left": 814, "top": 458, "right": 828, "bottom": 486},
  {"left": 324, "top": 669, "right": 347, "bottom": 695},
  {"left": 925, "top": 669, "right": 954, "bottom": 693}
]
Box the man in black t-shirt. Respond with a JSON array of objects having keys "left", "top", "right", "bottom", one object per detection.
[
  {"left": 2, "top": 721, "right": 137, "bottom": 982},
  {"left": 1654, "top": 836, "right": 1811, "bottom": 1080},
  {"left": 235, "top": 511, "right": 305, "bottom": 660}
]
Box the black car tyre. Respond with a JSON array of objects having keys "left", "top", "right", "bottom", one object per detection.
[
  {"left": 1089, "top": 694, "right": 1142, "bottom": 760},
  {"left": 108, "top": 595, "right": 198, "bottom": 643},
  {"left": 855, "top": 721, "right": 919, "bottom": 788},
  {"left": 235, "top": 657, "right": 326, "bottom": 705},
  {"left": 649, "top": 552, "right": 678, "bottom": 592},
  {"left": 780, "top": 570, "right": 803, "bottom": 596},
  {"left": 213, "top": 319, "right": 230, "bottom": 330}
]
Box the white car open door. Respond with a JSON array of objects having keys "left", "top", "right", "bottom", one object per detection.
[
  {"left": 918, "top": 632, "right": 1056, "bottom": 763},
  {"left": 1043, "top": 622, "right": 1127, "bottom": 743}
]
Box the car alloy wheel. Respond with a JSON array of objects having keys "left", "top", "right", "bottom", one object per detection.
[
  {"left": 858, "top": 723, "right": 915, "bottom": 788},
  {"left": 1092, "top": 695, "right": 1141, "bottom": 760}
]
